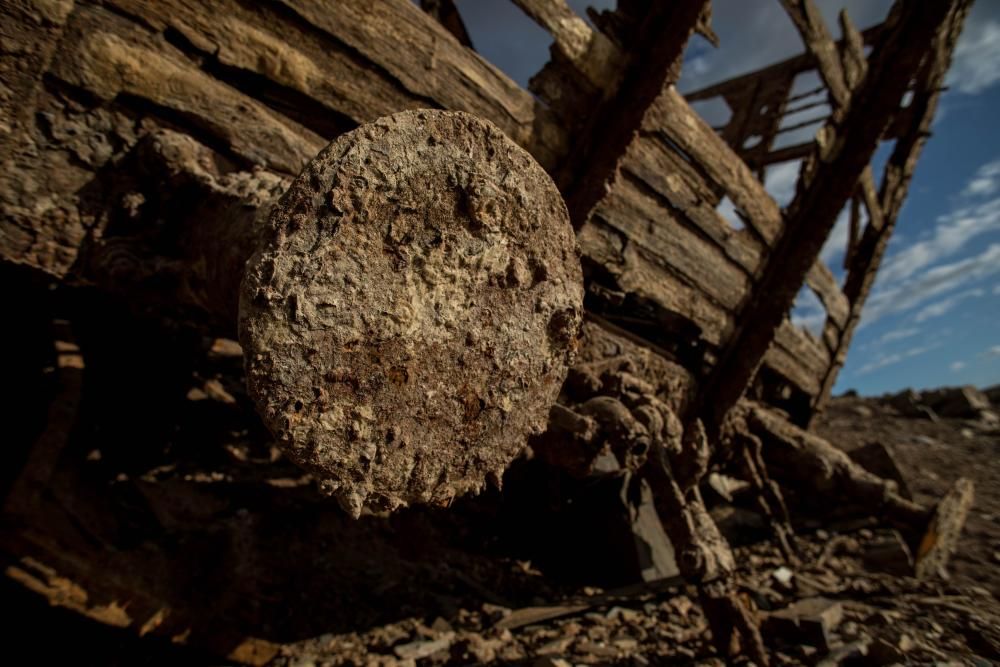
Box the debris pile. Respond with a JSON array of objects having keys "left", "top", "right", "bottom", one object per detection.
[{"left": 1, "top": 0, "right": 989, "bottom": 664}]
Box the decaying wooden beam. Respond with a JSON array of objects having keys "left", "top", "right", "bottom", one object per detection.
[
  {"left": 646, "top": 88, "right": 783, "bottom": 245},
  {"left": 511, "top": 0, "right": 622, "bottom": 90},
  {"left": 683, "top": 24, "right": 882, "bottom": 172},
  {"left": 420, "top": 0, "right": 474, "bottom": 48},
  {"left": 0, "top": 0, "right": 572, "bottom": 282},
  {"left": 838, "top": 9, "right": 867, "bottom": 91},
  {"left": 561, "top": 0, "right": 710, "bottom": 229},
  {"left": 779, "top": 0, "right": 850, "bottom": 106},
  {"left": 698, "top": 0, "right": 961, "bottom": 433},
  {"left": 544, "top": 338, "right": 769, "bottom": 664},
  {"left": 746, "top": 403, "right": 974, "bottom": 579},
  {"left": 811, "top": 0, "right": 973, "bottom": 417}
]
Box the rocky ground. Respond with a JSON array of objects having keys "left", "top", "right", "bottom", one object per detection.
[
  {"left": 3, "top": 298, "right": 999, "bottom": 666},
  {"left": 267, "top": 389, "right": 1000, "bottom": 667}
]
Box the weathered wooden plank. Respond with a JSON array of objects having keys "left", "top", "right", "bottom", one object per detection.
[
  {"left": 420, "top": 0, "right": 474, "bottom": 48},
  {"left": 578, "top": 220, "right": 732, "bottom": 345},
  {"left": 700, "top": 0, "right": 961, "bottom": 429},
  {"left": 510, "top": 0, "right": 621, "bottom": 90},
  {"left": 621, "top": 135, "right": 765, "bottom": 276},
  {"left": 646, "top": 87, "right": 783, "bottom": 245},
  {"left": 774, "top": 320, "right": 829, "bottom": 379},
  {"left": 859, "top": 166, "right": 885, "bottom": 230},
  {"left": 278, "top": 0, "right": 568, "bottom": 169},
  {"left": 762, "top": 338, "right": 821, "bottom": 396},
  {"left": 779, "top": 0, "right": 849, "bottom": 105},
  {"left": 596, "top": 175, "right": 750, "bottom": 311},
  {"left": 812, "top": 1, "right": 972, "bottom": 417},
  {"left": 107, "top": 0, "right": 424, "bottom": 131},
  {"left": 51, "top": 4, "right": 324, "bottom": 174},
  {"left": 805, "top": 262, "right": 849, "bottom": 329},
  {"left": 838, "top": 9, "right": 867, "bottom": 91},
  {"left": 561, "top": 0, "right": 709, "bottom": 229}
]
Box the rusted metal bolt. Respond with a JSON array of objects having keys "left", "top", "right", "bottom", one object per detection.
[{"left": 239, "top": 110, "right": 583, "bottom": 516}]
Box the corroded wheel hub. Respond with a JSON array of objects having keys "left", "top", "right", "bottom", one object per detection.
[{"left": 240, "top": 110, "right": 583, "bottom": 516}]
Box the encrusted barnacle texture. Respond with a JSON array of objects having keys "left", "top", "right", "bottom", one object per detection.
[{"left": 240, "top": 109, "right": 583, "bottom": 516}]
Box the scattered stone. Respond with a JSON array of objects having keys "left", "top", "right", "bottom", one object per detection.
[
  {"left": 430, "top": 617, "right": 453, "bottom": 634},
  {"left": 606, "top": 606, "right": 640, "bottom": 622},
  {"left": 817, "top": 640, "right": 869, "bottom": 666},
  {"left": 208, "top": 337, "right": 243, "bottom": 358},
  {"left": 393, "top": 633, "right": 455, "bottom": 660},
  {"left": 851, "top": 404, "right": 874, "bottom": 418},
  {"left": 707, "top": 472, "right": 751, "bottom": 502},
  {"left": 848, "top": 441, "right": 912, "bottom": 499},
  {"left": 867, "top": 633, "right": 914, "bottom": 664},
  {"left": 450, "top": 634, "right": 499, "bottom": 664},
  {"left": 533, "top": 658, "right": 572, "bottom": 667},
  {"left": 922, "top": 386, "right": 991, "bottom": 419},
  {"left": 863, "top": 528, "right": 915, "bottom": 576},
  {"left": 772, "top": 566, "right": 795, "bottom": 588},
  {"left": 764, "top": 597, "right": 844, "bottom": 651},
  {"left": 203, "top": 378, "right": 237, "bottom": 405},
  {"left": 882, "top": 389, "right": 927, "bottom": 417},
  {"left": 574, "top": 640, "right": 620, "bottom": 658}
]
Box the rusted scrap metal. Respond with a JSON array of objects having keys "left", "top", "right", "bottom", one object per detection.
[
  {"left": 538, "top": 350, "right": 768, "bottom": 663},
  {"left": 241, "top": 110, "right": 583, "bottom": 515}
]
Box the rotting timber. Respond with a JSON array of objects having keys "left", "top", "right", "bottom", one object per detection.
[{"left": 0, "top": 0, "right": 976, "bottom": 663}]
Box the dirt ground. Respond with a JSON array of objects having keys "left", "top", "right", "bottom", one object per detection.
[
  {"left": 3, "top": 289, "right": 999, "bottom": 666},
  {"left": 816, "top": 394, "right": 1000, "bottom": 600}
]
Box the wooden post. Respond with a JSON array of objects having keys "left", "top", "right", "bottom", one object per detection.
[{"left": 695, "top": 0, "right": 961, "bottom": 433}]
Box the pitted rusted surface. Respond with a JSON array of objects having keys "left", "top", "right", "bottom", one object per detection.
[{"left": 240, "top": 110, "right": 583, "bottom": 516}]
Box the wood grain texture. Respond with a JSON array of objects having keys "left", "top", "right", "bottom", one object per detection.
[
  {"left": 700, "top": 0, "right": 961, "bottom": 430},
  {"left": 646, "top": 88, "right": 783, "bottom": 245}
]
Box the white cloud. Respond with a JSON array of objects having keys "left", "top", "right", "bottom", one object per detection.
[
  {"left": 961, "top": 159, "right": 1000, "bottom": 198},
  {"left": 860, "top": 157, "right": 1000, "bottom": 327},
  {"left": 913, "top": 288, "right": 985, "bottom": 323},
  {"left": 994, "top": 284, "right": 1000, "bottom": 295},
  {"left": 876, "top": 195, "right": 1000, "bottom": 287},
  {"left": 985, "top": 345, "right": 1000, "bottom": 359},
  {"left": 855, "top": 343, "right": 937, "bottom": 376},
  {"left": 948, "top": 19, "right": 1000, "bottom": 95},
  {"left": 878, "top": 327, "right": 921, "bottom": 344},
  {"left": 863, "top": 243, "right": 1000, "bottom": 326},
  {"left": 949, "top": 361, "right": 966, "bottom": 372}
]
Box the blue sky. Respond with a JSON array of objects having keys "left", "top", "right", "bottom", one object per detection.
[{"left": 452, "top": 0, "right": 1000, "bottom": 395}]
